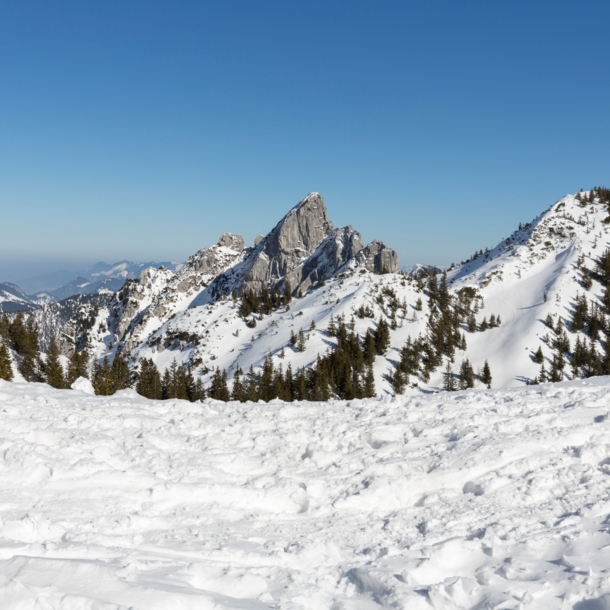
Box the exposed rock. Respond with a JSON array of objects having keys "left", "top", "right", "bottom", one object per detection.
[
  {"left": 253, "top": 235, "right": 264, "bottom": 247},
  {"left": 238, "top": 193, "right": 334, "bottom": 293},
  {"left": 285, "top": 226, "right": 365, "bottom": 293},
  {"left": 217, "top": 233, "right": 245, "bottom": 252},
  {"left": 355, "top": 240, "right": 400, "bottom": 274}
]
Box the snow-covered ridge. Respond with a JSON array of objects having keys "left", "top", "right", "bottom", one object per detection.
[
  {"left": 2, "top": 378, "right": 610, "bottom": 607},
  {"left": 17, "top": 188, "right": 610, "bottom": 395}
]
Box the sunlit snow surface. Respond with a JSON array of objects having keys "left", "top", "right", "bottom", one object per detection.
[{"left": 2, "top": 380, "right": 610, "bottom": 608}]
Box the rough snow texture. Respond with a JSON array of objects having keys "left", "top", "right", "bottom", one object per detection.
[{"left": 1, "top": 379, "right": 610, "bottom": 608}]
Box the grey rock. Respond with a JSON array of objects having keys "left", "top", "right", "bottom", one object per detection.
[
  {"left": 217, "top": 233, "right": 245, "bottom": 251},
  {"left": 355, "top": 240, "right": 400, "bottom": 274},
  {"left": 238, "top": 193, "right": 334, "bottom": 293},
  {"left": 285, "top": 226, "right": 365, "bottom": 293}
]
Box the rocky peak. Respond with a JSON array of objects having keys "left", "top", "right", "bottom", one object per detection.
[
  {"left": 238, "top": 192, "right": 335, "bottom": 293},
  {"left": 217, "top": 233, "right": 245, "bottom": 251},
  {"left": 355, "top": 240, "right": 400, "bottom": 274}
]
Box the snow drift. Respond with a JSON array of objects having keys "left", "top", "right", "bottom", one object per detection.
[{"left": 1, "top": 379, "right": 610, "bottom": 608}]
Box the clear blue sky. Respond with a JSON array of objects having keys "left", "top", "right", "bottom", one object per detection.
[{"left": 1, "top": 0, "right": 609, "bottom": 283}]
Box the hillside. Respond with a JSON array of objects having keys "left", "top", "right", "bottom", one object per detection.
[
  {"left": 1, "top": 377, "right": 610, "bottom": 608},
  {"left": 4, "top": 188, "right": 610, "bottom": 400}
]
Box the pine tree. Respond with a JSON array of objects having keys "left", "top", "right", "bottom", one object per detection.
[
  {"left": 479, "top": 317, "right": 488, "bottom": 332},
  {"left": 363, "top": 365, "right": 376, "bottom": 397},
  {"left": 231, "top": 369, "right": 244, "bottom": 401},
  {"left": 443, "top": 360, "right": 456, "bottom": 391},
  {"left": 458, "top": 359, "right": 475, "bottom": 389},
  {"left": 363, "top": 329, "right": 376, "bottom": 366},
  {"left": 92, "top": 357, "right": 114, "bottom": 395},
  {"left": 481, "top": 360, "right": 492, "bottom": 389},
  {"left": 259, "top": 355, "right": 275, "bottom": 401},
  {"left": 549, "top": 356, "right": 562, "bottom": 382},
  {"left": 111, "top": 354, "right": 131, "bottom": 391},
  {"left": 0, "top": 312, "right": 10, "bottom": 343},
  {"left": 391, "top": 367, "right": 406, "bottom": 394},
  {"left": 136, "top": 358, "right": 162, "bottom": 399},
  {"left": 538, "top": 362, "right": 547, "bottom": 383},
  {"left": 209, "top": 367, "right": 230, "bottom": 401},
  {"left": 534, "top": 346, "right": 544, "bottom": 364},
  {"left": 374, "top": 317, "right": 390, "bottom": 355},
  {"left": 0, "top": 340, "right": 13, "bottom": 381},
  {"left": 284, "top": 281, "right": 292, "bottom": 306},
  {"left": 67, "top": 350, "right": 90, "bottom": 385},
  {"left": 45, "top": 336, "right": 66, "bottom": 389},
  {"left": 297, "top": 328, "right": 306, "bottom": 353}
]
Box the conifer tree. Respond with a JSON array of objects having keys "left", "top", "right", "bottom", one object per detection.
[
  {"left": 245, "top": 365, "right": 259, "bottom": 402},
  {"left": 363, "top": 329, "right": 376, "bottom": 366},
  {"left": 391, "top": 367, "right": 406, "bottom": 395},
  {"left": 111, "top": 354, "right": 131, "bottom": 391},
  {"left": 538, "top": 362, "right": 547, "bottom": 383},
  {"left": 374, "top": 317, "right": 390, "bottom": 355},
  {"left": 45, "top": 336, "right": 66, "bottom": 389},
  {"left": 67, "top": 350, "right": 90, "bottom": 385},
  {"left": 136, "top": 358, "right": 163, "bottom": 399},
  {"left": 284, "top": 363, "right": 294, "bottom": 400},
  {"left": 534, "top": 346, "right": 544, "bottom": 364},
  {"left": 209, "top": 367, "right": 230, "bottom": 401},
  {"left": 443, "top": 360, "right": 456, "bottom": 391},
  {"left": 92, "top": 357, "right": 114, "bottom": 395},
  {"left": 284, "top": 282, "right": 292, "bottom": 306},
  {"left": 0, "top": 339, "right": 13, "bottom": 381},
  {"left": 459, "top": 359, "right": 474, "bottom": 389},
  {"left": 0, "top": 312, "right": 9, "bottom": 343},
  {"left": 231, "top": 369, "right": 245, "bottom": 401},
  {"left": 363, "top": 365, "right": 376, "bottom": 398},
  {"left": 481, "top": 360, "right": 492, "bottom": 388},
  {"left": 297, "top": 328, "right": 306, "bottom": 353}
]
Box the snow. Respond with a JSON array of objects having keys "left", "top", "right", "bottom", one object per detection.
[
  {"left": 2, "top": 378, "right": 610, "bottom": 608},
  {"left": 80, "top": 191, "right": 609, "bottom": 396},
  {"left": 70, "top": 376, "right": 95, "bottom": 394}
]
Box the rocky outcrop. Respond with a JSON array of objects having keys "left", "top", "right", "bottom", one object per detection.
[
  {"left": 355, "top": 240, "right": 400, "bottom": 274},
  {"left": 285, "top": 226, "right": 364, "bottom": 292},
  {"left": 238, "top": 193, "right": 334, "bottom": 293}
]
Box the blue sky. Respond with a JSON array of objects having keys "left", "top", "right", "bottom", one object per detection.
[{"left": 1, "top": 1, "right": 609, "bottom": 283}]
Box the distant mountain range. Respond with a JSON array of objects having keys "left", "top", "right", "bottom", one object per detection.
[{"left": 0, "top": 260, "right": 182, "bottom": 313}]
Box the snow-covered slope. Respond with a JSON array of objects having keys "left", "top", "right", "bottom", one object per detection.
[
  {"left": 25, "top": 188, "right": 610, "bottom": 396},
  {"left": 445, "top": 189, "right": 610, "bottom": 387},
  {"left": 2, "top": 378, "right": 610, "bottom": 608},
  {"left": 0, "top": 282, "right": 38, "bottom": 313},
  {"left": 76, "top": 192, "right": 402, "bottom": 391}
]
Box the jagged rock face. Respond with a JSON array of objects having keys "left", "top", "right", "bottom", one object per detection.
[
  {"left": 285, "top": 226, "right": 365, "bottom": 292},
  {"left": 239, "top": 193, "right": 334, "bottom": 293},
  {"left": 355, "top": 240, "right": 400, "bottom": 274},
  {"left": 188, "top": 233, "right": 245, "bottom": 276},
  {"left": 117, "top": 236, "right": 246, "bottom": 352}
]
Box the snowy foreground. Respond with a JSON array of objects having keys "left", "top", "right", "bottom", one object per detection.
[{"left": 1, "top": 381, "right": 610, "bottom": 609}]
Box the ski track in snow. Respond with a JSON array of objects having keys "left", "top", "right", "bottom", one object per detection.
[{"left": 2, "top": 380, "right": 610, "bottom": 608}]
